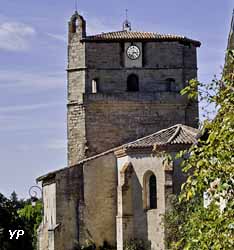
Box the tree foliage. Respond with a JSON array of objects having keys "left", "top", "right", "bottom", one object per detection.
[
  {"left": 18, "top": 200, "right": 42, "bottom": 249},
  {"left": 0, "top": 191, "right": 42, "bottom": 250},
  {"left": 165, "top": 50, "right": 234, "bottom": 249}
]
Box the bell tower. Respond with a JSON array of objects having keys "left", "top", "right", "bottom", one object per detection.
[
  {"left": 68, "top": 11, "right": 86, "bottom": 41},
  {"left": 67, "top": 11, "right": 200, "bottom": 166},
  {"left": 67, "top": 11, "right": 87, "bottom": 166}
]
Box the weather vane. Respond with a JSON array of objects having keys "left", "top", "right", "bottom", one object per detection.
[{"left": 123, "top": 8, "right": 131, "bottom": 31}]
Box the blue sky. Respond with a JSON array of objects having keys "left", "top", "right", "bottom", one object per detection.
[{"left": 0, "top": 0, "right": 233, "bottom": 199}]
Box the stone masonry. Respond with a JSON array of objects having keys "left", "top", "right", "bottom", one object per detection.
[
  {"left": 67, "top": 11, "right": 200, "bottom": 166},
  {"left": 37, "top": 10, "right": 201, "bottom": 250}
]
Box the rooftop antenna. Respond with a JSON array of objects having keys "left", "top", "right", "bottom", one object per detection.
[{"left": 123, "top": 8, "right": 131, "bottom": 31}]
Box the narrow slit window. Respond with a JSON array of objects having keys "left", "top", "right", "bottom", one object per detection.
[
  {"left": 149, "top": 174, "right": 157, "bottom": 209},
  {"left": 92, "top": 79, "right": 99, "bottom": 93},
  {"left": 143, "top": 171, "right": 157, "bottom": 210}
]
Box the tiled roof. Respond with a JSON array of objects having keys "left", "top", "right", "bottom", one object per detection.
[
  {"left": 37, "top": 124, "right": 198, "bottom": 182},
  {"left": 83, "top": 30, "right": 201, "bottom": 46},
  {"left": 124, "top": 124, "right": 198, "bottom": 149}
]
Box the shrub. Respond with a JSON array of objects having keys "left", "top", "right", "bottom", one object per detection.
[{"left": 123, "top": 239, "right": 151, "bottom": 250}]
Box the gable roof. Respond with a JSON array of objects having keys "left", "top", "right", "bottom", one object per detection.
[
  {"left": 37, "top": 124, "right": 198, "bottom": 182},
  {"left": 82, "top": 30, "right": 201, "bottom": 47}
]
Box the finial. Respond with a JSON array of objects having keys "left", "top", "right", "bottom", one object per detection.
[{"left": 123, "top": 8, "right": 131, "bottom": 31}]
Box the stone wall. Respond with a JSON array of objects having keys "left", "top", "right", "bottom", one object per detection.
[
  {"left": 54, "top": 165, "right": 83, "bottom": 250},
  {"left": 67, "top": 36, "right": 199, "bottom": 167},
  {"left": 38, "top": 183, "right": 56, "bottom": 250},
  {"left": 185, "top": 100, "right": 199, "bottom": 127},
  {"left": 40, "top": 152, "right": 118, "bottom": 250},
  {"left": 85, "top": 42, "right": 121, "bottom": 68},
  {"left": 171, "top": 152, "right": 189, "bottom": 195},
  {"left": 67, "top": 91, "right": 198, "bottom": 165},
  {"left": 84, "top": 93, "right": 195, "bottom": 157},
  {"left": 85, "top": 41, "right": 197, "bottom": 70},
  {"left": 68, "top": 71, "right": 85, "bottom": 102},
  {"left": 116, "top": 153, "right": 169, "bottom": 250},
  {"left": 67, "top": 103, "right": 87, "bottom": 165},
  {"left": 144, "top": 42, "right": 183, "bottom": 67},
  {"left": 84, "top": 42, "right": 197, "bottom": 94},
  {"left": 85, "top": 68, "right": 185, "bottom": 93},
  {"left": 68, "top": 31, "right": 85, "bottom": 70},
  {"left": 67, "top": 24, "right": 86, "bottom": 164},
  {"left": 81, "top": 153, "right": 117, "bottom": 248}
]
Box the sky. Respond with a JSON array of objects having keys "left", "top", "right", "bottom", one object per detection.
[{"left": 0, "top": 0, "right": 233, "bottom": 199}]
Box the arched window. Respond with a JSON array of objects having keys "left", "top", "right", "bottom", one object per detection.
[
  {"left": 127, "top": 74, "right": 139, "bottom": 92},
  {"left": 71, "top": 17, "right": 79, "bottom": 33},
  {"left": 149, "top": 175, "right": 157, "bottom": 209},
  {"left": 165, "top": 78, "right": 175, "bottom": 91},
  {"left": 92, "top": 79, "right": 99, "bottom": 93},
  {"left": 143, "top": 171, "right": 157, "bottom": 210}
]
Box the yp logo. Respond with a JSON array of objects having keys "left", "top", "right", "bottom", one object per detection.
[{"left": 9, "top": 230, "right": 24, "bottom": 239}]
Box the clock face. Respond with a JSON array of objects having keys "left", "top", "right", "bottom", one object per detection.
[{"left": 127, "top": 45, "right": 141, "bottom": 60}]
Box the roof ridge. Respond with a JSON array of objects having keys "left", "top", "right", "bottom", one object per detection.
[
  {"left": 126, "top": 124, "right": 181, "bottom": 147},
  {"left": 181, "top": 124, "right": 199, "bottom": 136},
  {"left": 167, "top": 124, "right": 182, "bottom": 143},
  {"left": 87, "top": 30, "right": 183, "bottom": 36},
  {"left": 87, "top": 30, "right": 125, "bottom": 36}
]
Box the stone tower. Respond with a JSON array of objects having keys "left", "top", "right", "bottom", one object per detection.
[{"left": 67, "top": 11, "right": 200, "bottom": 166}]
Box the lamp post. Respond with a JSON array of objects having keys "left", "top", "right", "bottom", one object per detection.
[{"left": 28, "top": 185, "right": 43, "bottom": 211}]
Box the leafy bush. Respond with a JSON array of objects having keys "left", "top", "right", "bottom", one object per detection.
[
  {"left": 0, "top": 191, "right": 38, "bottom": 250},
  {"left": 163, "top": 49, "right": 234, "bottom": 249},
  {"left": 123, "top": 239, "right": 151, "bottom": 250}
]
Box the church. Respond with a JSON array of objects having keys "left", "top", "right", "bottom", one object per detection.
[{"left": 37, "top": 10, "right": 201, "bottom": 250}]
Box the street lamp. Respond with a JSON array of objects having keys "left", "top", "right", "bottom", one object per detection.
[{"left": 29, "top": 185, "right": 42, "bottom": 207}]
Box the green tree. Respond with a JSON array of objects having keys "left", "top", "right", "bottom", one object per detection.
[
  {"left": 18, "top": 200, "right": 42, "bottom": 249},
  {"left": 0, "top": 192, "right": 32, "bottom": 250},
  {"left": 0, "top": 192, "right": 42, "bottom": 250},
  {"left": 164, "top": 50, "right": 234, "bottom": 249}
]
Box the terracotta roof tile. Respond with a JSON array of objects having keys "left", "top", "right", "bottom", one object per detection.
[
  {"left": 124, "top": 124, "right": 198, "bottom": 148},
  {"left": 83, "top": 30, "right": 201, "bottom": 46},
  {"left": 37, "top": 124, "right": 198, "bottom": 182}
]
